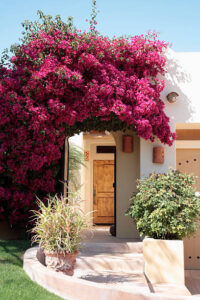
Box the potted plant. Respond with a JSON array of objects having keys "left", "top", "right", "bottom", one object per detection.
[
  {"left": 126, "top": 169, "right": 200, "bottom": 284},
  {"left": 31, "top": 193, "right": 90, "bottom": 276}
]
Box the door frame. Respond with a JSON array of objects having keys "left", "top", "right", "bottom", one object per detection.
[{"left": 92, "top": 147, "right": 116, "bottom": 235}]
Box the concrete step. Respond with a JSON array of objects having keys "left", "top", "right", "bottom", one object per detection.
[
  {"left": 73, "top": 269, "right": 150, "bottom": 294},
  {"left": 76, "top": 252, "right": 144, "bottom": 273},
  {"left": 80, "top": 241, "right": 143, "bottom": 254},
  {"left": 74, "top": 269, "right": 191, "bottom": 298},
  {"left": 152, "top": 283, "right": 191, "bottom": 297}
]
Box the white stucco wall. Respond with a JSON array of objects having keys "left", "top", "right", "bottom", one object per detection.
[
  {"left": 140, "top": 50, "right": 200, "bottom": 177},
  {"left": 69, "top": 133, "right": 84, "bottom": 148}
]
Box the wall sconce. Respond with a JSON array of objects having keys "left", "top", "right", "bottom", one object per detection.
[
  {"left": 123, "top": 135, "right": 133, "bottom": 153},
  {"left": 153, "top": 147, "right": 164, "bottom": 164},
  {"left": 166, "top": 92, "right": 179, "bottom": 103}
]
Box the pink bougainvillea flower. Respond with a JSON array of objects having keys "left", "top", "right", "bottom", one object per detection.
[{"left": 0, "top": 27, "right": 175, "bottom": 226}]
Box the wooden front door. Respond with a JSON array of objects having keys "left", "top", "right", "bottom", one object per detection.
[
  {"left": 177, "top": 149, "right": 200, "bottom": 269},
  {"left": 93, "top": 160, "right": 114, "bottom": 224}
]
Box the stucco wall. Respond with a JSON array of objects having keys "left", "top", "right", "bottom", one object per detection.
[
  {"left": 112, "top": 131, "right": 140, "bottom": 238},
  {"left": 69, "top": 133, "right": 84, "bottom": 148},
  {"left": 140, "top": 50, "right": 200, "bottom": 177},
  {"left": 68, "top": 133, "right": 85, "bottom": 212}
]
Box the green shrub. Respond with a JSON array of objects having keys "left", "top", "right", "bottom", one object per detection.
[
  {"left": 31, "top": 193, "right": 91, "bottom": 253},
  {"left": 126, "top": 169, "right": 200, "bottom": 240}
]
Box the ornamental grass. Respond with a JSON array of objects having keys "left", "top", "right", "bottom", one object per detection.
[{"left": 31, "top": 193, "right": 91, "bottom": 254}]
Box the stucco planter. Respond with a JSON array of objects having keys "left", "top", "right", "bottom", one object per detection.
[
  {"left": 44, "top": 251, "right": 78, "bottom": 276},
  {"left": 143, "top": 237, "right": 184, "bottom": 284}
]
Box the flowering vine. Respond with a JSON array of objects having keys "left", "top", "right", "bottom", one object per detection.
[{"left": 0, "top": 11, "right": 175, "bottom": 227}]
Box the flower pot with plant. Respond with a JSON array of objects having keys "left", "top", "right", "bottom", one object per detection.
[
  {"left": 31, "top": 193, "right": 90, "bottom": 276},
  {"left": 126, "top": 169, "right": 200, "bottom": 284}
]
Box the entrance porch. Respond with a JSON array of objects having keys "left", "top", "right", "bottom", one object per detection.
[
  {"left": 24, "top": 227, "right": 200, "bottom": 299},
  {"left": 67, "top": 130, "right": 140, "bottom": 238}
]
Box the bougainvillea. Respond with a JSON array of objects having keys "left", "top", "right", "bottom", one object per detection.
[{"left": 0, "top": 11, "right": 175, "bottom": 227}]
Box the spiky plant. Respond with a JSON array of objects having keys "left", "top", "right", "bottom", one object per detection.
[{"left": 31, "top": 193, "right": 91, "bottom": 254}]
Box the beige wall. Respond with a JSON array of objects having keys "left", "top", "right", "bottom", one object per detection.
[
  {"left": 112, "top": 131, "right": 140, "bottom": 238},
  {"left": 143, "top": 238, "right": 184, "bottom": 284}
]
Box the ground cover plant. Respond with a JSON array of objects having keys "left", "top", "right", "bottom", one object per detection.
[
  {"left": 0, "top": 1, "right": 176, "bottom": 227},
  {"left": 126, "top": 169, "right": 200, "bottom": 239},
  {"left": 0, "top": 239, "right": 62, "bottom": 300}
]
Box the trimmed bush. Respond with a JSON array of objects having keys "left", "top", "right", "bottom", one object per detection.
[{"left": 126, "top": 169, "right": 200, "bottom": 239}]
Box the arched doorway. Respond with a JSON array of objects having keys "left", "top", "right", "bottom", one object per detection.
[
  {"left": 59, "top": 130, "right": 141, "bottom": 239},
  {"left": 64, "top": 132, "right": 117, "bottom": 234}
]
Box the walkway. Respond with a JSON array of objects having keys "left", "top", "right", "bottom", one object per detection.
[
  {"left": 23, "top": 226, "right": 200, "bottom": 300},
  {"left": 75, "top": 227, "right": 199, "bottom": 298}
]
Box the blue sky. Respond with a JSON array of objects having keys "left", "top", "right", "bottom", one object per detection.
[{"left": 0, "top": 0, "right": 200, "bottom": 56}]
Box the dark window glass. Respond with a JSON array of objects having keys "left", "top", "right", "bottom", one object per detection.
[{"left": 96, "top": 146, "right": 116, "bottom": 153}]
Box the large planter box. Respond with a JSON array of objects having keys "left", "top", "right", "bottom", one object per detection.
[{"left": 143, "top": 237, "right": 184, "bottom": 284}]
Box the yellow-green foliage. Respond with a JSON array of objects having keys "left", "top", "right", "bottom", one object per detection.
[
  {"left": 126, "top": 169, "right": 200, "bottom": 240},
  {"left": 31, "top": 194, "right": 90, "bottom": 253}
]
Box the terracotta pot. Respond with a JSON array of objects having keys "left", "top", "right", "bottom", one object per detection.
[
  {"left": 44, "top": 251, "right": 78, "bottom": 276},
  {"left": 109, "top": 224, "right": 116, "bottom": 236}
]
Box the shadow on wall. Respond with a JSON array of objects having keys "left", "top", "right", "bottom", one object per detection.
[
  {"left": 144, "top": 239, "right": 184, "bottom": 284},
  {"left": 162, "top": 49, "right": 195, "bottom": 123}
]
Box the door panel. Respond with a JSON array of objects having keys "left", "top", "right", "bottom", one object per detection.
[
  {"left": 176, "top": 149, "right": 200, "bottom": 269},
  {"left": 97, "top": 197, "right": 114, "bottom": 217},
  {"left": 93, "top": 160, "right": 114, "bottom": 224}
]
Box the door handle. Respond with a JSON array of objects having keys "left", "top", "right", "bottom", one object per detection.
[{"left": 93, "top": 189, "right": 97, "bottom": 205}]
